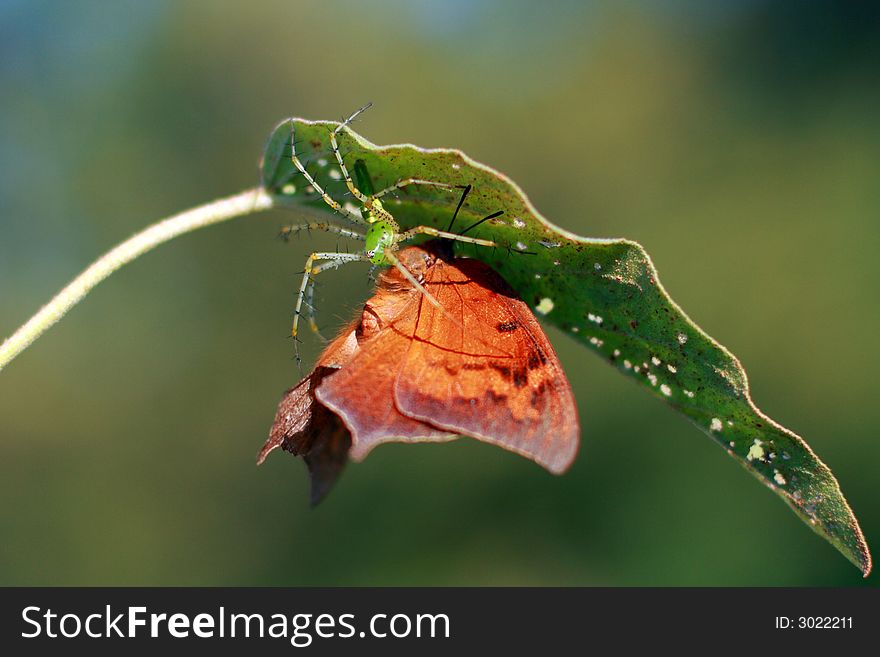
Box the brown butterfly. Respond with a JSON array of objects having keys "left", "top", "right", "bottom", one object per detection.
[{"left": 259, "top": 240, "right": 579, "bottom": 504}]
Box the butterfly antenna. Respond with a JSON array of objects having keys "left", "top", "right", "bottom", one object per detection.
[
  {"left": 446, "top": 184, "right": 472, "bottom": 232},
  {"left": 460, "top": 210, "right": 504, "bottom": 236}
]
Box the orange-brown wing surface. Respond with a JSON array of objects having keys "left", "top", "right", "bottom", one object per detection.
[
  {"left": 314, "top": 299, "right": 458, "bottom": 461},
  {"left": 394, "top": 254, "right": 579, "bottom": 474}
]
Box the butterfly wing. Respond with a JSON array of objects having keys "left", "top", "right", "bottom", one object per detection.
[
  {"left": 393, "top": 255, "right": 580, "bottom": 474},
  {"left": 259, "top": 326, "right": 361, "bottom": 505},
  {"left": 315, "top": 305, "right": 458, "bottom": 461}
]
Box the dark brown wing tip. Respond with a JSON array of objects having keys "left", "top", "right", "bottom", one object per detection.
[
  {"left": 308, "top": 472, "right": 339, "bottom": 507},
  {"left": 304, "top": 429, "right": 351, "bottom": 507}
]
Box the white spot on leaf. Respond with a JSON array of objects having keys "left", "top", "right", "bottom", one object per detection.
[
  {"left": 747, "top": 439, "right": 765, "bottom": 462},
  {"left": 710, "top": 418, "right": 723, "bottom": 432},
  {"left": 535, "top": 297, "right": 554, "bottom": 315}
]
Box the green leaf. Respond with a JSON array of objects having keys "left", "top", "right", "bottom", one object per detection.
[{"left": 261, "top": 117, "right": 872, "bottom": 576}]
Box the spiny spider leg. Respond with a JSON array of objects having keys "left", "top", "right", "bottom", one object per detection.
[
  {"left": 303, "top": 259, "right": 357, "bottom": 342},
  {"left": 289, "top": 120, "right": 365, "bottom": 225},
  {"left": 278, "top": 222, "right": 365, "bottom": 242},
  {"left": 292, "top": 252, "right": 367, "bottom": 365},
  {"left": 395, "top": 225, "right": 496, "bottom": 249},
  {"left": 369, "top": 178, "right": 452, "bottom": 201},
  {"left": 329, "top": 103, "right": 375, "bottom": 205}
]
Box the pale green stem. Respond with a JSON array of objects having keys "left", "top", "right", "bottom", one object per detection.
[{"left": 0, "top": 187, "right": 275, "bottom": 372}]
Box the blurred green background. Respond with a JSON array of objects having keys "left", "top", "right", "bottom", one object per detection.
[{"left": 1, "top": 0, "right": 878, "bottom": 586}]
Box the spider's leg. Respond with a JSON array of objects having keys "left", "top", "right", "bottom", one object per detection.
[
  {"left": 278, "top": 222, "right": 365, "bottom": 242},
  {"left": 370, "top": 178, "right": 452, "bottom": 201},
  {"left": 292, "top": 251, "right": 367, "bottom": 367},
  {"left": 395, "top": 224, "right": 497, "bottom": 250},
  {"left": 290, "top": 120, "right": 365, "bottom": 225},
  {"left": 330, "top": 104, "right": 374, "bottom": 205},
  {"left": 303, "top": 258, "right": 360, "bottom": 342},
  {"left": 382, "top": 247, "right": 465, "bottom": 334}
]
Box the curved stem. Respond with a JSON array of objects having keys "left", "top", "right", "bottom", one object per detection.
[{"left": 0, "top": 187, "right": 275, "bottom": 372}]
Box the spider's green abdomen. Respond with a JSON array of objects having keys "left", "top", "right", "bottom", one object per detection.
[{"left": 365, "top": 220, "right": 395, "bottom": 265}]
